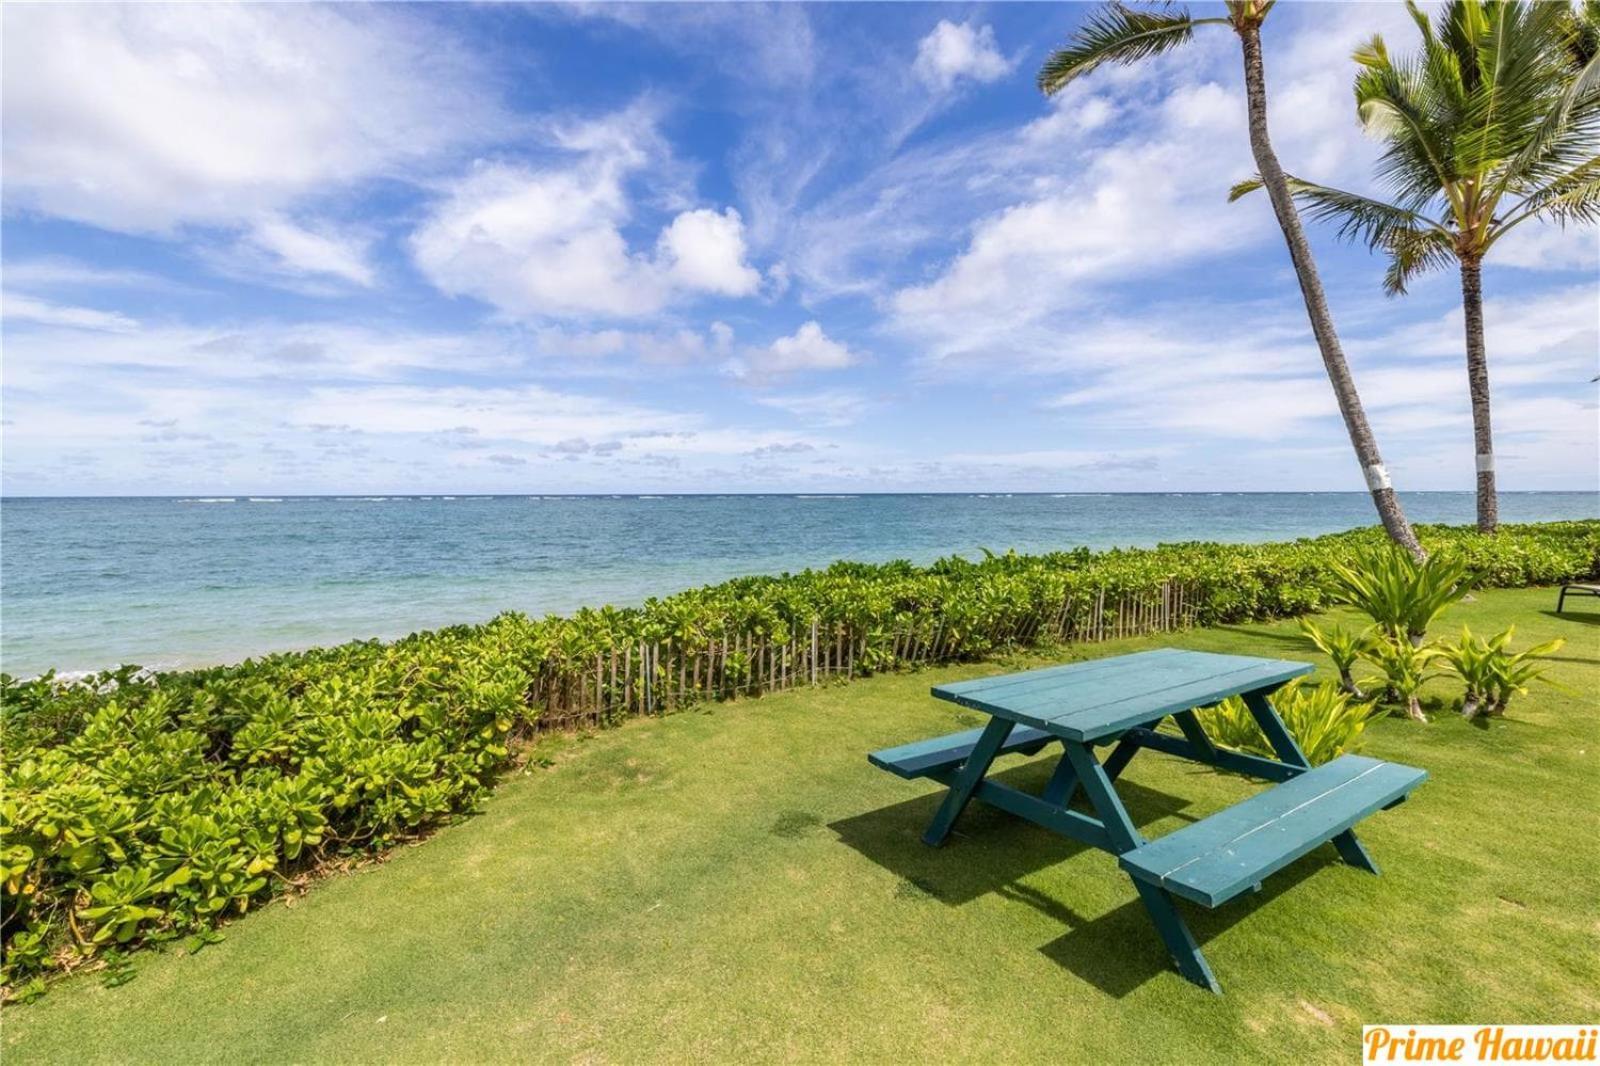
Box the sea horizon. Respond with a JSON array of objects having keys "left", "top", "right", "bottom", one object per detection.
[
  {"left": 4, "top": 489, "right": 1598, "bottom": 500},
  {"left": 4, "top": 490, "right": 1596, "bottom": 678}
]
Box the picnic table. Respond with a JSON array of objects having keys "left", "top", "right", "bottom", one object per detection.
[{"left": 868, "top": 648, "right": 1426, "bottom": 993}]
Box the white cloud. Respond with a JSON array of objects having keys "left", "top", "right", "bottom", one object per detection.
[
  {"left": 756, "top": 389, "right": 872, "bottom": 427},
  {"left": 0, "top": 257, "right": 190, "bottom": 293},
  {"left": 913, "top": 21, "right": 1012, "bottom": 91},
  {"left": 412, "top": 158, "right": 665, "bottom": 319},
  {"left": 889, "top": 128, "right": 1251, "bottom": 366},
  {"left": 1023, "top": 284, "right": 1599, "bottom": 471},
  {"left": 1489, "top": 223, "right": 1600, "bottom": 272},
  {"left": 0, "top": 4, "right": 495, "bottom": 234},
  {"left": 1, "top": 293, "right": 140, "bottom": 333},
  {"left": 728, "top": 321, "right": 860, "bottom": 381},
  {"left": 411, "top": 110, "right": 761, "bottom": 320},
  {"left": 657, "top": 208, "right": 762, "bottom": 297},
  {"left": 244, "top": 217, "right": 375, "bottom": 287},
  {"left": 1, "top": 311, "right": 838, "bottom": 494}
]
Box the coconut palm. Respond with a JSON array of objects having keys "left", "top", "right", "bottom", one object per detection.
[
  {"left": 1232, "top": 1, "right": 1600, "bottom": 533},
  {"left": 1039, "top": 2, "right": 1426, "bottom": 558}
]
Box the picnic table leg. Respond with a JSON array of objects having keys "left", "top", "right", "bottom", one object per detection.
[
  {"left": 1243, "top": 690, "right": 1379, "bottom": 875},
  {"left": 921, "top": 717, "right": 1014, "bottom": 847},
  {"left": 1063, "top": 741, "right": 1222, "bottom": 993},
  {"left": 1100, "top": 734, "right": 1141, "bottom": 781},
  {"left": 1133, "top": 881, "right": 1222, "bottom": 993},
  {"left": 1041, "top": 743, "right": 1080, "bottom": 805}
]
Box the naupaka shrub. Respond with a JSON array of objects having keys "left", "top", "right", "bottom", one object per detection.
[{"left": 2, "top": 520, "right": 1596, "bottom": 995}]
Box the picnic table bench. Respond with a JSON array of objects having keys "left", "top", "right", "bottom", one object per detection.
[{"left": 868, "top": 648, "right": 1426, "bottom": 993}]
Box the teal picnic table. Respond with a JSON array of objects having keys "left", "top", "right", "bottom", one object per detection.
[{"left": 868, "top": 648, "right": 1426, "bottom": 993}]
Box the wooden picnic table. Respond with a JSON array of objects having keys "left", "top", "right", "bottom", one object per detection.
[{"left": 869, "top": 648, "right": 1426, "bottom": 993}]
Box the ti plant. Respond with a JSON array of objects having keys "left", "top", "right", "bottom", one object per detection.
[
  {"left": 1326, "top": 544, "right": 1471, "bottom": 645},
  {"left": 1201, "top": 679, "right": 1383, "bottom": 766},
  {"left": 1439, "top": 625, "right": 1565, "bottom": 720},
  {"left": 1299, "top": 619, "right": 1370, "bottom": 696},
  {"left": 1360, "top": 632, "right": 1444, "bottom": 722}
]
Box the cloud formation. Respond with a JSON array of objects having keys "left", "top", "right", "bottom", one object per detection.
[
  {"left": 411, "top": 110, "right": 762, "bottom": 320},
  {"left": 913, "top": 21, "right": 1012, "bottom": 91}
]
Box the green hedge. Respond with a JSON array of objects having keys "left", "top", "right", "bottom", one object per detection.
[{"left": 3, "top": 520, "right": 1596, "bottom": 992}]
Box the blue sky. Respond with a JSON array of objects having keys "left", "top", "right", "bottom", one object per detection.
[{"left": 2, "top": 2, "right": 1595, "bottom": 496}]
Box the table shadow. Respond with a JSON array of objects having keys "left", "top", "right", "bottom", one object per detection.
[
  {"left": 829, "top": 758, "right": 1196, "bottom": 909},
  {"left": 830, "top": 755, "right": 1343, "bottom": 999},
  {"left": 1036, "top": 855, "right": 1332, "bottom": 997}
]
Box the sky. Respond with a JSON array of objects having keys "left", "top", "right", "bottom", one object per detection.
[{"left": 1, "top": 2, "right": 1596, "bottom": 496}]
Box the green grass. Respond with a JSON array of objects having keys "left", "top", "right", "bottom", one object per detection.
[{"left": 6, "top": 587, "right": 1598, "bottom": 1063}]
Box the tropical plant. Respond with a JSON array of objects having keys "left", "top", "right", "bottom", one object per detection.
[
  {"left": 1325, "top": 543, "right": 1472, "bottom": 644},
  {"left": 1200, "top": 679, "right": 1384, "bottom": 765},
  {"left": 1299, "top": 618, "right": 1370, "bottom": 695},
  {"left": 1359, "top": 632, "right": 1445, "bottom": 721},
  {"left": 1038, "top": 0, "right": 1425, "bottom": 558},
  {"left": 1233, "top": 1, "right": 1600, "bottom": 534},
  {"left": 1439, "top": 624, "right": 1565, "bottom": 718}
]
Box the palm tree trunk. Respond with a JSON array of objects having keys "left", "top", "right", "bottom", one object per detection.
[
  {"left": 1235, "top": 20, "right": 1425, "bottom": 560},
  {"left": 1458, "top": 256, "right": 1498, "bottom": 534}
]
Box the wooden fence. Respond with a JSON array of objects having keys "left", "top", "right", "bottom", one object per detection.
[{"left": 533, "top": 580, "right": 1198, "bottom": 729}]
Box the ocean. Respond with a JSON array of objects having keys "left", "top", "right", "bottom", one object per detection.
[{"left": 2, "top": 492, "right": 1595, "bottom": 677}]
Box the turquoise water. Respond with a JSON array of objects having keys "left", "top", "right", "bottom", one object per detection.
[{"left": 2, "top": 492, "right": 1595, "bottom": 676}]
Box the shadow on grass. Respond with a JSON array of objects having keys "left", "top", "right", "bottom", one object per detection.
[
  {"left": 1541, "top": 609, "right": 1600, "bottom": 628},
  {"left": 1036, "top": 857, "right": 1330, "bottom": 997},
  {"left": 830, "top": 757, "right": 1344, "bottom": 998}
]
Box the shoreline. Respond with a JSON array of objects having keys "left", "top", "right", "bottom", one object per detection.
[{"left": 8, "top": 516, "right": 1597, "bottom": 684}]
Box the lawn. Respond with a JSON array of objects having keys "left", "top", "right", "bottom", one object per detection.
[{"left": 5, "top": 586, "right": 1597, "bottom": 1064}]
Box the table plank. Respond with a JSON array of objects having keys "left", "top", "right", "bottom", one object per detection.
[{"left": 933, "top": 650, "right": 1312, "bottom": 742}]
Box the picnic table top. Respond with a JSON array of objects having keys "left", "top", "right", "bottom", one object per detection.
[{"left": 931, "top": 648, "right": 1312, "bottom": 743}]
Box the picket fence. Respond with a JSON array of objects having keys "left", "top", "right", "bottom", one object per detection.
[{"left": 533, "top": 579, "right": 1199, "bottom": 729}]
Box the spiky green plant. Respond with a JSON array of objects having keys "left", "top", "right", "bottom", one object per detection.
[
  {"left": 1326, "top": 544, "right": 1472, "bottom": 645},
  {"left": 1360, "top": 632, "right": 1445, "bottom": 722},
  {"left": 1200, "top": 679, "right": 1384, "bottom": 765},
  {"left": 1234, "top": 1, "right": 1600, "bottom": 534},
  {"left": 1298, "top": 618, "right": 1370, "bottom": 695},
  {"left": 1439, "top": 624, "right": 1566, "bottom": 718}
]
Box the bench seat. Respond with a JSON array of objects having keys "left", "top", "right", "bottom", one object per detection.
[
  {"left": 1120, "top": 754, "right": 1426, "bottom": 907},
  {"left": 868, "top": 724, "right": 1055, "bottom": 780}
]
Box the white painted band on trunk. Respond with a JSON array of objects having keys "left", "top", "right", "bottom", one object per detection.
[
  {"left": 1363, "top": 463, "right": 1392, "bottom": 492},
  {"left": 1476, "top": 453, "right": 1495, "bottom": 474}
]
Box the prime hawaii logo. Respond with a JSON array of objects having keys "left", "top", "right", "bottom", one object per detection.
[{"left": 1365, "top": 1026, "right": 1599, "bottom": 1064}]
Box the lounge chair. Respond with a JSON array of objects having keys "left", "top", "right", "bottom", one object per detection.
[{"left": 1556, "top": 583, "right": 1600, "bottom": 613}]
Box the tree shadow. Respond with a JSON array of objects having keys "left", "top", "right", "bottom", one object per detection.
[{"left": 831, "top": 756, "right": 1350, "bottom": 998}]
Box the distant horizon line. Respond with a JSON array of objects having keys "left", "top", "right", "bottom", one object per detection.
[{"left": 3, "top": 489, "right": 1597, "bottom": 501}]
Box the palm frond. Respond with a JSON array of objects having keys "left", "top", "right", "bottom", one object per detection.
[
  {"left": 1227, "top": 177, "right": 1264, "bottom": 202},
  {"left": 1494, "top": 155, "right": 1600, "bottom": 233},
  {"left": 1229, "top": 173, "right": 1451, "bottom": 255},
  {"left": 1382, "top": 227, "right": 1456, "bottom": 296},
  {"left": 1037, "top": 4, "right": 1228, "bottom": 95},
  {"left": 1294, "top": 182, "right": 1449, "bottom": 250},
  {"left": 1357, "top": 55, "right": 1462, "bottom": 215}
]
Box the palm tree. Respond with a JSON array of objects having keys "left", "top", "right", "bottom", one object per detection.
[
  {"left": 1040, "top": 2, "right": 1426, "bottom": 558},
  {"left": 1232, "top": 1, "right": 1600, "bottom": 534}
]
